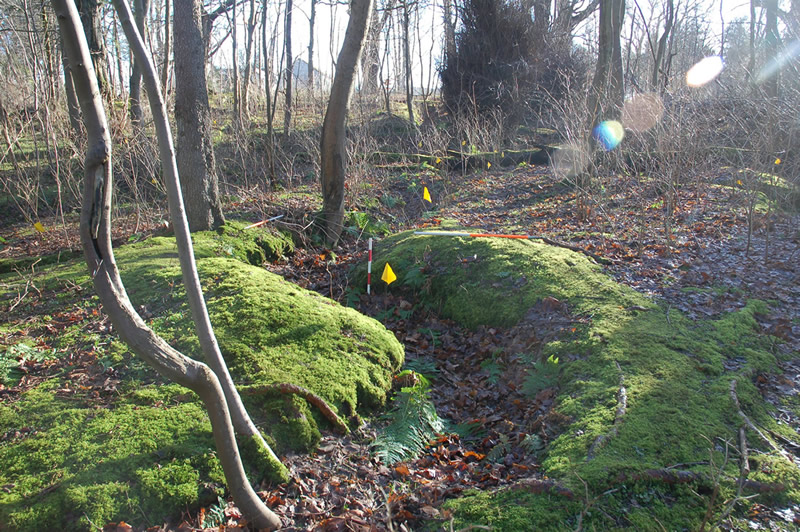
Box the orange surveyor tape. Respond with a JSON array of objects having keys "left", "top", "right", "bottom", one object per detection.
[{"left": 414, "top": 231, "right": 542, "bottom": 240}]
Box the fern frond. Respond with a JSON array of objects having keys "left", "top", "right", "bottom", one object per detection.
[{"left": 371, "top": 382, "right": 447, "bottom": 464}]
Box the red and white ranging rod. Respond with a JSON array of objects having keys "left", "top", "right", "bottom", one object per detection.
[{"left": 367, "top": 238, "right": 373, "bottom": 295}]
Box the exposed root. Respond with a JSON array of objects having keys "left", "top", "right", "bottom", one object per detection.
[
  {"left": 615, "top": 469, "right": 784, "bottom": 494},
  {"left": 514, "top": 477, "right": 576, "bottom": 499},
  {"left": 241, "top": 382, "right": 349, "bottom": 435}
]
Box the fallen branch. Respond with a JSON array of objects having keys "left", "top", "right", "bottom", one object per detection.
[
  {"left": 241, "top": 382, "right": 349, "bottom": 435},
  {"left": 587, "top": 361, "right": 627, "bottom": 460},
  {"left": 739, "top": 426, "right": 750, "bottom": 478}
]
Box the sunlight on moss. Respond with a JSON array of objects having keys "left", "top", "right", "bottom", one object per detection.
[
  {"left": 0, "top": 224, "right": 404, "bottom": 530},
  {"left": 358, "top": 230, "right": 798, "bottom": 530}
]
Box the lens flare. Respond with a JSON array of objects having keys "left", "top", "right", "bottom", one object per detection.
[
  {"left": 552, "top": 141, "right": 591, "bottom": 179},
  {"left": 622, "top": 93, "right": 664, "bottom": 132},
  {"left": 686, "top": 56, "right": 724, "bottom": 87},
  {"left": 592, "top": 120, "right": 625, "bottom": 151},
  {"left": 756, "top": 40, "right": 800, "bottom": 85}
]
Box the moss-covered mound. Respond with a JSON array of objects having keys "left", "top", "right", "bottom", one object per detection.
[
  {"left": 115, "top": 234, "right": 404, "bottom": 431},
  {"left": 0, "top": 222, "right": 403, "bottom": 531},
  {"left": 360, "top": 230, "right": 799, "bottom": 530}
]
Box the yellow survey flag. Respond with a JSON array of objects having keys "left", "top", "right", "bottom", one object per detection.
[
  {"left": 423, "top": 186, "right": 432, "bottom": 203},
  {"left": 33, "top": 222, "right": 45, "bottom": 233},
  {"left": 381, "top": 263, "right": 397, "bottom": 285}
]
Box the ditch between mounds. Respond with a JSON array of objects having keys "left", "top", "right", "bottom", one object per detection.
[
  {"left": 1, "top": 221, "right": 798, "bottom": 530},
  {"left": 354, "top": 228, "right": 800, "bottom": 530}
]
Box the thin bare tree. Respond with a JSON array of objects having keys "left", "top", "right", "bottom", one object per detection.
[
  {"left": 241, "top": 0, "right": 258, "bottom": 121},
  {"left": 52, "top": 0, "right": 286, "bottom": 526},
  {"left": 284, "top": 0, "right": 294, "bottom": 137}
]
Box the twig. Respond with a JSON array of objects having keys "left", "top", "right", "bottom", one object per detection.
[
  {"left": 241, "top": 382, "right": 349, "bottom": 435},
  {"left": 244, "top": 214, "right": 285, "bottom": 229},
  {"left": 713, "top": 427, "right": 754, "bottom": 528},
  {"left": 729, "top": 379, "right": 794, "bottom": 465}
]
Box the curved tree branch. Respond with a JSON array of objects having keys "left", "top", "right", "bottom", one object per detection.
[
  {"left": 52, "top": 0, "right": 282, "bottom": 528},
  {"left": 112, "top": 0, "right": 286, "bottom": 478}
]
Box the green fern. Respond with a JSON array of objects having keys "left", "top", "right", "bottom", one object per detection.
[
  {"left": 522, "top": 354, "right": 560, "bottom": 397},
  {"left": 371, "top": 379, "right": 447, "bottom": 464},
  {"left": 202, "top": 496, "right": 227, "bottom": 528},
  {"left": 403, "top": 357, "right": 438, "bottom": 377}
]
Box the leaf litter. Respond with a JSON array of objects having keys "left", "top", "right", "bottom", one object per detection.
[{"left": 2, "top": 163, "right": 800, "bottom": 529}]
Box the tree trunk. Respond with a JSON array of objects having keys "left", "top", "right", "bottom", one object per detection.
[
  {"left": 174, "top": 0, "right": 225, "bottom": 231},
  {"left": 320, "top": 0, "right": 373, "bottom": 245},
  {"left": 651, "top": 0, "right": 675, "bottom": 94},
  {"left": 53, "top": 0, "right": 284, "bottom": 528},
  {"left": 232, "top": 0, "right": 240, "bottom": 123},
  {"left": 590, "top": 0, "right": 625, "bottom": 120},
  {"left": 262, "top": 0, "right": 277, "bottom": 185},
  {"left": 61, "top": 36, "right": 83, "bottom": 132},
  {"left": 284, "top": 0, "right": 294, "bottom": 137},
  {"left": 22, "top": 0, "right": 41, "bottom": 111},
  {"left": 401, "top": 0, "right": 414, "bottom": 124},
  {"left": 764, "top": 0, "right": 779, "bottom": 97},
  {"left": 112, "top": 14, "right": 124, "bottom": 97},
  {"left": 308, "top": 0, "right": 316, "bottom": 89},
  {"left": 748, "top": 0, "right": 756, "bottom": 83},
  {"left": 161, "top": 0, "right": 171, "bottom": 96},
  {"left": 129, "top": 0, "right": 150, "bottom": 129},
  {"left": 41, "top": 3, "right": 59, "bottom": 102},
  {"left": 242, "top": 0, "right": 257, "bottom": 121},
  {"left": 442, "top": 0, "right": 456, "bottom": 60},
  {"left": 361, "top": 0, "right": 391, "bottom": 98},
  {"left": 77, "top": 0, "right": 111, "bottom": 99},
  {"left": 530, "top": 0, "right": 550, "bottom": 50}
]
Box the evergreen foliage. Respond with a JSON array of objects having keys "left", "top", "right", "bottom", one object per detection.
[{"left": 440, "top": 0, "right": 581, "bottom": 121}]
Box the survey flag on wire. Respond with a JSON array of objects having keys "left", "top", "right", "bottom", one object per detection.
[{"left": 381, "top": 263, "right": 397, "bottom": 285}]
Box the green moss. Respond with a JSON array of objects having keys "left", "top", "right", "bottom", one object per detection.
[
  {"left": 364, "top": 231, "right": 797, "bottom": 529},
  {"left": 444, "top": 489, "right": 581, "bottom": 531},
  {"left": 113, "top": 242, "right": 404, "bottom": 434},
  {"left": 238, "top": 433, "right": 290, "bottom": 484},
  {"left": 358, "top": 230, "right": 640, "bottom": 329},
  {"left": 0, "top": 384, "right": 223, "bottom": 531},
  {"left": 192, "top": 220, "right": 295, "bottom": 266},
  {"left": 0, "top": 226, "right": 403, "bottom": 529},
  {"left": 0, "top": 249, "right": 82, "bottom": 275}
]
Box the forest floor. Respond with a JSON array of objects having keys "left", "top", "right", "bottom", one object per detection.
[
  {"left": 2, "top": 161, "right": 800, "bottom": 531},
  {"left": 258, "top": 165, "right": 800, "bottom": 531}
]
